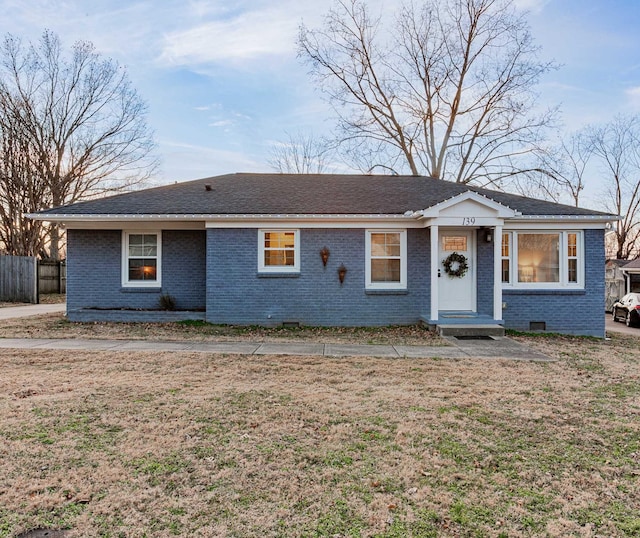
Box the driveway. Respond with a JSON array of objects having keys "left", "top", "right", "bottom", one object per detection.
[
  {"left": 0, "top": 303, "right": 66, "bottom": 320},
  {"left": 606, "top": 315, "right": 640, "bottom": 336}
]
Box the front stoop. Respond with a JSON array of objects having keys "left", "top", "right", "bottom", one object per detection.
[{"left": 436, "top": 324, "right": 505, "bottom": 338}]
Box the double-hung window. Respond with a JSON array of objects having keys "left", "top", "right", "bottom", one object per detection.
[
  {"left": 122, "top": 231, "right": 161, "bottom": 287},
  {"left": 501, "top": 231, "right": 583, "bottom": 288},
  {"left": 258, "top": 230, "right": 300, "bottom": 273},
  {"left": 365, "top": 230, "right": 407, "bottom": 290}
]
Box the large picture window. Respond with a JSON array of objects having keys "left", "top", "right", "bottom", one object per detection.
[
  {"left": 517, "top": 233, "right": 559, "bottom": 283},
  {"left": 258, "top": 230, "right": 300, "bottom": 273},
  {"left": 366, "top": 230, "right": 407, "bottom": 290},
  {"left": 502, "top": 231, "right": 583, "bottom": 288},
  {"left": 122, "top": 232, "right": 161, "bottom": 287}
]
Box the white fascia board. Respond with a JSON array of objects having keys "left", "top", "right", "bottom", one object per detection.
[
  {"left": 205, "top": 215, "right": 423, "bottom": 229},
  {"left": 29, "top": 213, "right": 424, "bottom": 230},
  {"left": 64, "top": 220, "right": 206, "bottom": 230},
  {"left": 26, "top": 213, "right": 208, "bottom": 222}
]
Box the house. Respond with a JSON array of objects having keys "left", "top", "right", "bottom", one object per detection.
[
  {"left": 620, "top": 258, "right": 640, "bottom": 293},
  {"left": 30, "top": 173, "right": 617, "bottom": 337},
  {"left": 605, "top": 259, "right": 629, "bottom": 311}
]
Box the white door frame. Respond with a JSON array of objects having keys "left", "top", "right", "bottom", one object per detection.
[
  {"left": 437, "top": 228, "right": 476, "bottom": 312},
  {"left": 430, "top": 225, "right": 504, "bottom": 322}
]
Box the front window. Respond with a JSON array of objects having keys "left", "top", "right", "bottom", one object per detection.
[
  {"left": 502, "top": 231, "right": 583, "bottom": 288},
  {"left": 122, "top": 232, "right": 161, "bottom": 287},
  {"left": 517, "top": 233, "right": 559, "bottom": 283},
  {"left": 366, "top": 230, "right": 407, "bottom": 289},
  {"left": 258, "top": 230, "right": 300, "bottom": 272}
]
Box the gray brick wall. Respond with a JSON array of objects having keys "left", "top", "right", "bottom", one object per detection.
[
  {"left": 501, "top": 229, "right": 605, "bottom": 337},
  {"left": 67, "top": 229, "right": 206, "bottom": 318},
  {"left": 206, "top": 228, "right": 430, "bottom": 326},
  {"left": 66, "top": 226, "right": 606, "bottom": 336},
  {"left": 475, "top": 230, "right": 494, "bottom": 317}
]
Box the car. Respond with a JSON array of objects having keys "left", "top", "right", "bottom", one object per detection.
[{"left": 611, "top": 293, "right": 640, "bottom": 327}]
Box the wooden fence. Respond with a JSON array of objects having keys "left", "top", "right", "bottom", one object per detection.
[
  {"left": 0, "top": 254, "right": 38, "bottom": 303},
  {"left": 38, "top": 259, "right": 67, "bottom": 294},
  {"left": 0, "top": 255, "right": 67, "bottom": 303}
]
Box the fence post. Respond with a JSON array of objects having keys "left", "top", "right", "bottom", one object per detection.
[{"left": 35, "top": 258, "right": 40, "bottom": 304}]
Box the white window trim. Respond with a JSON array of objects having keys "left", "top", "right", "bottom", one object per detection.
[
  {"left": 258, "top": 229, "right": 300, "bottom": 273},
  {"left": 365, "top": 229, "right": 407, "bottom": 290},
  {"left": 122, "top": 231, "right": 162, "bottom": 287},
  {"left": 502, "top": 230, "right": 584, "bottom": 289}
]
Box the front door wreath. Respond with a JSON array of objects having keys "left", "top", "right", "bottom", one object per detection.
[{"left": 442, "top": 252, "right": 468, "bottom": 278}]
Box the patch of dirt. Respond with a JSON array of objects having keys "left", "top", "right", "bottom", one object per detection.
[
  {"left": 0, "top": 302, "right": 30, "bottom": 308},
  {"left": 38, "top": 294, "right": 66, "bottom": 304},
  {"left": 0, "top": 294, "right": 65, "bottom": 308}
]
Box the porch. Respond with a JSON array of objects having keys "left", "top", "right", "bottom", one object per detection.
[{"left": 423, "top": 311, "right": 505, "bottom": 338}]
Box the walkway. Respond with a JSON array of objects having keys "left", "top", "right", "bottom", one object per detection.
[
  {"left": 0, "top": 335, "right": 552, "bottom": 361},
  {"left": 0, "top": 303, "right": 66, "bottom": 320},
  {"left": 0, "top": 303, "right": 552, "bottom": 360}
]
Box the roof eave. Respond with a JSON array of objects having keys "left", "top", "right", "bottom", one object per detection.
[
  {"left": 513, "top": 214, "right": 618, "bottom": 221},
  {"left": 27, "top": 213, "right": 414, "bottom": 222}
]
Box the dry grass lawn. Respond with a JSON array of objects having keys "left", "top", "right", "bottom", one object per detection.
[
  {"left": 0, "top": 313, "right": 445, "bottom": 345},
  {"left": 0, "top": 315, "right": 639, "bottom": 537}
]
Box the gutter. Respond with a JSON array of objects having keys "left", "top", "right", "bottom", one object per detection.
[{"left": 27, "top": 212, "right": 619, "bottom": 223}]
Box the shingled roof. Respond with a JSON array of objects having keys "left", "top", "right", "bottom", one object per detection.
[
  {"left": 35, "top": 173, "right": 614, "bottom": 218},
  {"left": 622, "top": 258, "right": 640, "bottom": 270}
]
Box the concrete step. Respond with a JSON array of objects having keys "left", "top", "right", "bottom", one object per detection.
[{"left": 437, "top": 324, "right": 505, "bottom": 338}]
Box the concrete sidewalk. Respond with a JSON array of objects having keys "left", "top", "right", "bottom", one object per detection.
[
  {"left": 0, "top": 335, "right": 552, "bottom": 361},
  {"left": 0, "top": 303, "right": 66, "bottom": 320}
]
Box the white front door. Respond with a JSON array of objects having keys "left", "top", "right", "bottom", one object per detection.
[{"left": 438, "top": 229, "right": 475, "bottom": 311}]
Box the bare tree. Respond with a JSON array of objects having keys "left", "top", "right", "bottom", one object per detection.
[
  {"left": 588, "top": 115, "right": 640, "bottom": 260},
  {"left": 298, "top": 0, "right": 556, "bottom": 184},
  {"left": 515, "top": 132, "right": 590, "bottom": 206},
  {"left": 268, "top": 131, "right": 334, "bottom": 174},
  {"left": 0, "top": 101, "right": 50, "bottom": 257},
  {"left": 0, "top": 30, "right": 158, "bottom": 258}
]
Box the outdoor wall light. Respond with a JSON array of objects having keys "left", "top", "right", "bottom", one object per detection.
[
  {"left": 320, "top": 246, "right": 330, "bottom": 267},
  {"left": 484, "top": 229, "right": 493, "bottom": 243},
  {"left": 338, "top": 263, "right": 347, "bottom": 284}
]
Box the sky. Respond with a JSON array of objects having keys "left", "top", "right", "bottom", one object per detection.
[{"left": 1, "top": 0, "right": 639, "bottom": 209}]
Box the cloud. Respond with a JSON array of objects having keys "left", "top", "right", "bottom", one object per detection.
[
  {"left": 513, "top": 0, "right": 551, "bottom": 13},
  {"left": 158, "top": 6, "right": 300, "bottom": 68},
  {"left": 0, "top": 0, "right": 169, "bottom": 63},
  {"left": 157, "top": 140, "right": 263, "bottom": 183},
  {"left": 209, "top": 119, "right": 234, "bottom": 128},
  {"left": 625, "top": 86, "right": 640, "bottom": 111}
]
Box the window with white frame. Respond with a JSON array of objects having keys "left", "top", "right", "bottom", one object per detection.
[
  {"left": 501, "top": 232, "right": 511, "bottom": 283},
  {"left": 366, "top": 230, "right": 407, "bottom": 289},
  {"left": 258, "top": 230, "right": 300, "bottom": 272},
  {"left": 501, "top": 231, "right": 583, "bottom": 287},
  {"left": 122, "top": 232, "right": 161, "bottom": 287}
]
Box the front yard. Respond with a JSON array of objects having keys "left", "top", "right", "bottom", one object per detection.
[{"left": 0, "top": 316, "right": 638, "bottom": 537}]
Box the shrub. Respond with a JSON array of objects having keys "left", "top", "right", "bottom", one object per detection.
[{"left": 158, "top": 294, "right": 176, "bottom": 311}]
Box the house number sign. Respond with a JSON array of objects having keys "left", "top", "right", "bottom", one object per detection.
[{"left": 462, "top": 217, "right": 476, "bottom": 226}]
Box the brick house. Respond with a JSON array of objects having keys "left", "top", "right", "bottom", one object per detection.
[{"left": 31, "top": 173, "right": 616, "bottom": 337}]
